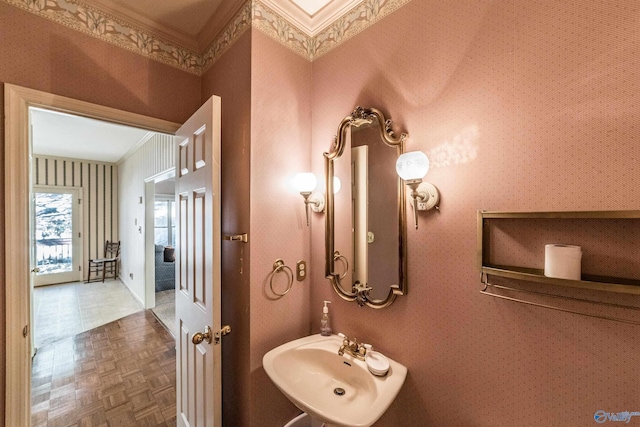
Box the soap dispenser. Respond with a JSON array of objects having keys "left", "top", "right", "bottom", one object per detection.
[{"left": 320, "top": 301, "right": 332, "bottom": 336}]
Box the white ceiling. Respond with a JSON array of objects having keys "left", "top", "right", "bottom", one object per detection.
[
  {"left": 262, "top": 0, "right": 361, "bottom": 35},
  {"left": 30, "top": 108, "right": 154, "bottom": 163}
]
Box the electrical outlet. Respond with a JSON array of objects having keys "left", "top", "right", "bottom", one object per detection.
[
  {"left": 129, "top": 273, "right": 133, "bottom": 279},
  {"left": 296, "top": 260, "right": 306, "bottom": 281}
]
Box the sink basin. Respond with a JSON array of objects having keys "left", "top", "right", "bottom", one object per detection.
[{"left": 263, "top": 334, "right": 407, "bottom": 427}]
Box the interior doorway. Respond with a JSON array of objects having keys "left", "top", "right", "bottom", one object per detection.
[
  {"left": 149, "top": 176, "right": 177, "bottom": 336},
  {"left": 4, "top": 83, "right": 181, "bottom": 425}
]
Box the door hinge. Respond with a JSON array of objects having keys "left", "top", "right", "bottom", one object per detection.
[
  {"left": 22, "top": 324, "right": 29, "bottom": 338},
  {"left": 78, "top": 265, "right": 82, "bottom": 272},
  {"left": 78, "top": 232, "right": 81, "bottom": 238}
]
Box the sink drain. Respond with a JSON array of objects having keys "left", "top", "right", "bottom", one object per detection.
[{"left": 334, "top": 387, "right": 346, "bottom": 396}]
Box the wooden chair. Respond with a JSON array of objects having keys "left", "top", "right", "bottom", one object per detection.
[{"left": 86, "top": 241, "right": 121, "bottom": 283}]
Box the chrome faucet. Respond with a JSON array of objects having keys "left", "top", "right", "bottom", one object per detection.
[{"left": 337, "top": 333, "right": 371, "bottom": 360}]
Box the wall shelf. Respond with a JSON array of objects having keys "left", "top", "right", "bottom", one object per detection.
[{"left": 478, "top": 210, "right": 640, "bottom": 295}]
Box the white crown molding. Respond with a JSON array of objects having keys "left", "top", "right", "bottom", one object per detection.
[
  {"left": 4, "top": 0, "right": 413, "bottom": 72},
  {"left": 80, "top": 0, "right": 200, "bottom": 51},
  {"left": 260, "top": 0, "right": 360, "bottom": 36},
  {"left": 3, "top": 0, "right": 202, "bottom": 74}
]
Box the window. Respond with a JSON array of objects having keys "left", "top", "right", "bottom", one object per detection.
[{"left": 155, "top": 198, "right": 175, "bottom": 247}]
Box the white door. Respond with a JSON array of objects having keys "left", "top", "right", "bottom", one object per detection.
[
  {"left": 32, "top": 186, "right": 82, "bottom": 286},
  {"left": 175, "top": 96, "right": 223, "bottom": 427}
]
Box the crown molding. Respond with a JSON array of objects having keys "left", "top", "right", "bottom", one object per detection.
[
  {"left": 260, "top": 0, "right": 360, "bottom": 36},
  {"left": 201, "top": 1, "right": 253, "bottom": 73},
  {"left": 80, "top": 0, "right": 200, "bottom": 51},
  {"left": 4, "top": 0, "right": 414, "bottom": 72},
  {"left": 196, "top": 0, "right": 249, "bottom": 52},
  {"left": 4, "top": 0, "right": 202, "bottom": 74}
]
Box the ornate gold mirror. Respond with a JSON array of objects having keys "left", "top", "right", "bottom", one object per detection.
[{"left": 324, "top": 107, "right": 407, "bottom": 308}]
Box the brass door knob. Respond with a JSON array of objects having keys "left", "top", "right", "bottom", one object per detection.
[{"left": 192, "top": 325, "right": 212, "bottom": 345}]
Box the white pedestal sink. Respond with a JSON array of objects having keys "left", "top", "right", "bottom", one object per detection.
[{"left": 263, "top": 334, "right": 407, "bottom": 427}]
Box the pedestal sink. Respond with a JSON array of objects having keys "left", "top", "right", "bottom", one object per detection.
[{"left": 263, "top": 334, "right": 407, "bottom": 427}]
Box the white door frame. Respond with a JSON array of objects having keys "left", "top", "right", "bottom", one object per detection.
[{"left": 4, "top": 83, "right": 180, "bottom": 426}]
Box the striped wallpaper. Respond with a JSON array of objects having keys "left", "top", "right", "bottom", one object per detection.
[{"left": 33, "top": 156, "right": 119, "bottom": 276}]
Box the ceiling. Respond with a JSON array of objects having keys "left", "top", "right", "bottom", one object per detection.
[
  {"left": 30, "top": 0, "right": 359, "bottom": 161},
  {"left": 30, "top": 108, "right": 154, "bottom": 163},
  {"left": 82, "top": 0, "right": 358, "bottom": 49}
]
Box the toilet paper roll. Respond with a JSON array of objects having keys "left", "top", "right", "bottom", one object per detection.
[{"left": 544, "top": 244, "right": 582, "bottom": 280}]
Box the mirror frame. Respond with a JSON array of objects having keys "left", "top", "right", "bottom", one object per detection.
[{"left": 324, "top": 106, "right": 408, "bottom": 308}]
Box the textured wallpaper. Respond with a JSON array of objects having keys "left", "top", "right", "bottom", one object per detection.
[{"left": 310, "top": 1, "right": 640, "bottom": 425}]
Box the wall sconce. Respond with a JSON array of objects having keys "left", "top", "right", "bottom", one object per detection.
[
  {"left": 395, "top": 151, "right": 440, "bottom": 230},
  {"left": 294, "top": 172, "right": 324, "bottom": 226}
]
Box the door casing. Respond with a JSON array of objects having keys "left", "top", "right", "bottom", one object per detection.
[{"left": 4, "top": 83, "right": 180, "bottom": 426}]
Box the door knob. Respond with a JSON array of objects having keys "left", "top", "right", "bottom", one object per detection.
[
  {"left": 31, "top": 267, "right": 40, "bottom": 273},
  {"left": 192, "top": 325, "right": 231, "bottom": 345},
  {"left": 192, "top": 325, "right": 212, "bottom": 345}
]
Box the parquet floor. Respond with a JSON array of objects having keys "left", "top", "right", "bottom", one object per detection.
[{"left": 31, "top": 310, "right": 177, "bottom": 427}]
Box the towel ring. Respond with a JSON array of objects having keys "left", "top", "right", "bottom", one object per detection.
[
  {"left": 269, "top": 259, "right": 294, "bottom": 297},
  {"left": 333, "top": 251, "right": 349, "bottom": 280}
]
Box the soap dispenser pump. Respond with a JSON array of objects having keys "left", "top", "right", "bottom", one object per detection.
[{"left": 320, "top": 301, "right": 332, "bottom": 336}]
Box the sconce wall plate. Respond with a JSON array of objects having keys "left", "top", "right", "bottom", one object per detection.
[
  {"left": 410, "top": 182, "right": 440, "bottom": 211},
  {"left": 309, "top": 193, "right": 325, "bottom": 213}
]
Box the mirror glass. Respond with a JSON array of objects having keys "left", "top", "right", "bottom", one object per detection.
[{"left": 324, "top": 107, "right": 407, "bottom": 308}]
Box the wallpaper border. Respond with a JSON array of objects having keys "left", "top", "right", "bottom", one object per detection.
[
  {"left": 4, "top": 0, "right": 413, "bottom": 72},
  {"left": 4, "top": 0, "right": 202, "bottom": 75}
]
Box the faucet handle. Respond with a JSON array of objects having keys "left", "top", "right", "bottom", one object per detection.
[{"left": 357, "top": 343, "right": 372, "bottom": 356}]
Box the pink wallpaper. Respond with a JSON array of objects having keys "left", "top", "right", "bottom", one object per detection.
[
  {"left": 0, "top": 3, "right": 201, "bottom": 423},
  {"left": 0, "top": 2, "right": 201, "bottom": 124},
  {"left": 311, "top": 1, "right": 640, "bottom": 426},
  {"left": 248, "top": 30, "right": 313, "bottom": 427},
  {"left": 3, "top": 0, "right": 640, "bottom": 425}
]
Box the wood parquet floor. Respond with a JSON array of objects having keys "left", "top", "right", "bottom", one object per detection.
[{"left": 31, "top": 310, "right": 177, "bottom": 427}]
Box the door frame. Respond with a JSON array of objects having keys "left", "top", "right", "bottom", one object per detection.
[{"left": 4, "top": 83, "right": 180, "bottom": 426}]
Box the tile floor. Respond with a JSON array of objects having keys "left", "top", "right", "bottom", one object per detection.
[
  {"left": 31, "top": 310, "right": 177, "bottom": 427},
  {"left": 151, "top": 290, "right": 175, "bottom": 337},
  {"left": 33, "top": 280, "right": 144, "bottom": 349}
]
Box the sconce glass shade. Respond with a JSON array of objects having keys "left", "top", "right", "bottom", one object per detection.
[
  {"left": 396, "top": 151, "right": 430, "bottom": 181},
  {"left": 294, "top": 172, "right": 317, "bottom": 193},
  {"left": 333, "top": 176, "right": 342, "bottom": 194}
]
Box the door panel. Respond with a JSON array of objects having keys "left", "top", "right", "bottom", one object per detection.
[{"left": 175, "top": 96, "right": 222, "bottom": 427}]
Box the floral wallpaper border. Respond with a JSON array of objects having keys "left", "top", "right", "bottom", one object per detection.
[
  {"left": 4, "top": 0, "right": 203, "bottom": 74},
  {"left": 249, "top": 0, "right": 412, "bottom": 61},
  {"left": 312, "top": 0, "right": 412, "bottom": 60},
  {"left": 4, "top": 0, "right": 413, "bottom": 74}
]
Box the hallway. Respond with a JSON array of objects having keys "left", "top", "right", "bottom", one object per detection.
[
  {"left": 33, "top": 280, "right": 144, "bottom": 349},
  {"left": 31, "top": 311, "right": 177, "bottom": 426}
]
